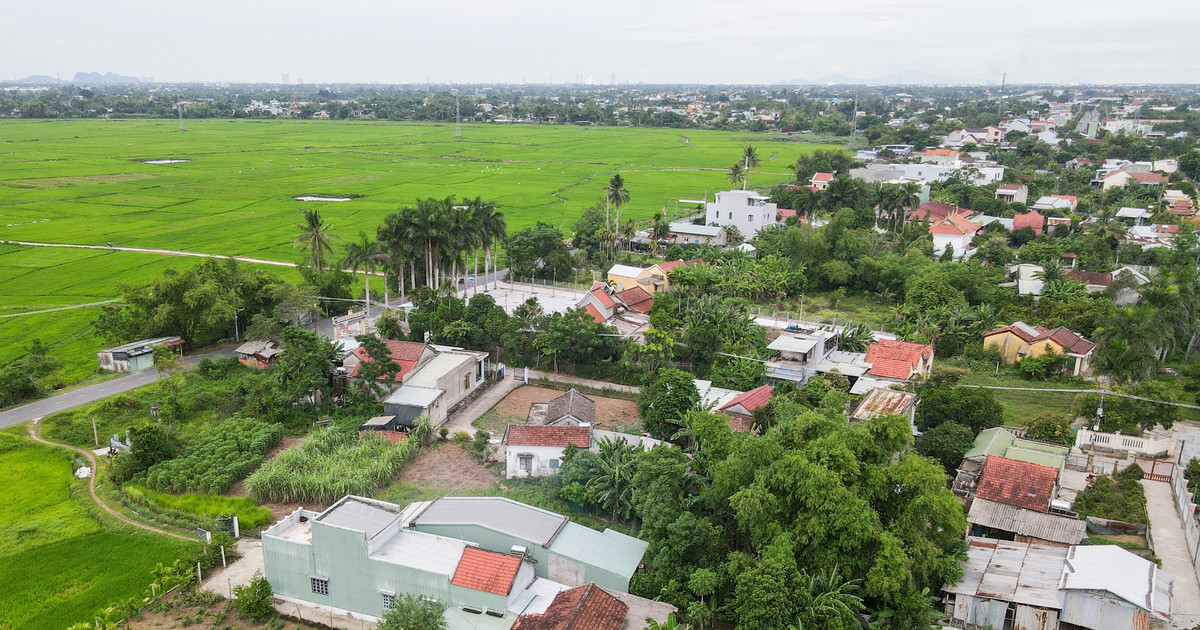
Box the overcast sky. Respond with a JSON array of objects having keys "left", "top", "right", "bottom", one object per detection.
[{"left": 4, "top": 0, "right": 1199, "bottom": 85}]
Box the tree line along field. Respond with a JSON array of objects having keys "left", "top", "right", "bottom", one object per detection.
[
  {"left": 0, "top": 430, "right": 186, "bottom": 629},
  {"left": 0, "top": 244, "right": 304, "bottom": 384},
  {"left": 0, "top": 119, "right": 835, "bottom": 259}
]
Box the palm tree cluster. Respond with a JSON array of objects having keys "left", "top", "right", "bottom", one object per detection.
[
  {"left": 335, "top": 197, "right": 506, "bottom": 304},
  {"left": 728, "top": 145, "right": 760, "bottom": 189}
]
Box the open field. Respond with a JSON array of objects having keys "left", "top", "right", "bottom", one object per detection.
[
  {"left": 0, "top": 432, "right": 186, "bottom": 629},
  {"left": 473, "top": 385, "right": 642, "bottom": 434},
  {"left": 0, "top": 119, "right": 835, "bottom": 259},
  {"left": 0, "top": 243, "right": 304, "bottom": 384}
]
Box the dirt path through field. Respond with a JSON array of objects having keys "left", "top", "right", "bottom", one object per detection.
[{"left": 27, "top": 419, "right": 194, "bottom": 542}]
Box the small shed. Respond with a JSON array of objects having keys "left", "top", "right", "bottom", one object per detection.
[
  {"left": 358, "top": 415, "right": 402, "bottom": 433},
  {"left": 382, "top": 385, "right": 444, "bottom": 427},
  {"left": 97, "top": 337, "right": 183, "bottom": 373}
]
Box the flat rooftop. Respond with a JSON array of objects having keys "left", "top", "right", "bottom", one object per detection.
[
  {"left": 412, "top": 497, "right": 568, "bottom": 546},
  {"left": 316, "top": 496, "right": 401, "bottom": 540},
  {"left": 371, "top": 529, "right": 465, "bottom": 576}
]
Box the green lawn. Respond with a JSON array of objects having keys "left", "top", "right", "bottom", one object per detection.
[
  {"left": 958, "top": 367, "right": 1096, "bottom": 427},
  {"left": 0, "top": 433, "right": 186, "bottom": 629}
]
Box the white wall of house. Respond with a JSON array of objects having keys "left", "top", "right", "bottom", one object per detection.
[
  {"left": 932, "top": 233, "right": 975, "bottom": 259},
  {"left": 705, "top": 190, "right": 777, "bottom": 240},
  {"left": 505, "top": 445, "right": 567, "bottom": 478}
]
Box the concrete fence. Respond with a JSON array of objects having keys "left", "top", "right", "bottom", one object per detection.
[
  {"left": 1170, "top": 466, "right": 1200, "bottom": 584},
  {"left": 1076, "top": 429, "right": 1174, "bottom": 459}
]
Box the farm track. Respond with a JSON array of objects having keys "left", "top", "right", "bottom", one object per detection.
[
  {"left": 27, "top": 422, "right": 194, "bottom": 542},
  {"left": 0, "top": 300, "right": 118, "bottom": 318}
]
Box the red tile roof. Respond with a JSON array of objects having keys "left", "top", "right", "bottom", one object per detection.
[
  {"left": 349, "top": 340, "right": 427, "bottom": 381},
  {"left": 868, "top": 339, "right": 933, "bottom": 362},
  {"left": 719, "top": 384, "right": 773, "bottom": 416},
  {"left": 589, "top": 283, "right": 616, "bottom": 309},
  {"left": 1040, "top": 326, "right": 1095, "bottom": 355},
  {"left": 1065, "top": 270, "right": 1112, "bottom": 287},
  {"left": 976, "top": 456, "right": 1058, "bottom": 512},
  {"left": 929, "top": 212, "right": 981, "bottom": 236},
  {"left": 505, "top": 425, "right": 592, "bottom": 448},
  {"left": 582, "top": 304, "right": 607, "bottom": 325},
  {"left": 811, "top": 172, "right": 834, "bottom": 182},
  {"left": 656, "top": 259, "right": 701, "bottom": 273},
  {"left": 1129, "top": 172, "right": 1167, "bottom": 184},
  {"left": 513, "top": 584, "right": 629, "bottom": 630},
  {"left": 777, "top": 208, "right": 798, "bottom": 220},
  {"left": 451, "top": 547, "right": 522, "bottom": 596},
  {"left": 614, "top": 287, "right": 653, "bottom": 314},
  {"left": 911, "top": 202, "right": 977, "bottom": 223},
  {"left": 1012, "top": 210, "right": 1044, "bottom": 235},
  {"left": 997, "top": 184, "right": 1023, "bottom": 191},
  {"left": 868, "top": 357, "right": 916, "bottom": 380},
  {"left": 923, "top": 148, "right": 959, "bottom": 157}
]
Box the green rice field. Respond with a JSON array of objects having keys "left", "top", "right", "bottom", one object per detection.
[{"left": 0, "top": 432, "right": 186, "bottom": 629}]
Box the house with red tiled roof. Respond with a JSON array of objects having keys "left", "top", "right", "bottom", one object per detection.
[
  {"left": 451, "top": 546, "right": 525, "bottom": 596},
  {"left": 1096, "top": 168, "right": 1168, "bottom": 190},
  {"left": 921, "top": 148, "right": 961, "bottom": 167},
  {"left": 346, "top": 339, "right": 436, "bottom": 383},
  {"left": 865, "top": 339, "right": 934, "bottom": 381},
  {"left": 930, "top": 212, "right": 982, "bottom": 260},
  {"left": 810, "top": 171, "right": 835, "bottom": 191},
  {"left": 983, "top": 321, "right": 1094, "bottom": 376},
  {"left": 975, "top": 456, "right": 1059, "bottom": 512},
  {"left": 576, "top": 283, "right": 619, "bottom": 324},
  {"left": 503, "top": 415, "right": 667, "bottom": 478},
  {"left": 910, "top": 201, "right": 976, "bottom": 223},
  {"left": 513, "top": 583, "right": 629, "bottom": 630},
  {"left": 1012, "top": 210, "right": 1045, "bottom": 235},
  {"left": 718, "top": 384, "right": 773, "bottom": 432},
  {"left": 614, "top": 287, "right": 653, "bottom": 314},
  {"left": 994, "top": 184, "right": 1028, "bottom": 204}
]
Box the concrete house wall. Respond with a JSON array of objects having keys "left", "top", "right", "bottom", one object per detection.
[{"left": 506, "top": 444, "right": 568, "bottom": 478}]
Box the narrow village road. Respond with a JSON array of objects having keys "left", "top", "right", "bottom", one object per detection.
[
  {"left": 0, "top": 346, "right": 236, "bottom": 430},
  {"left": 27, "top": 421, "right": 194, "bottom": 542},
  {"left": 1141, "top": 480, "right": 1200, "bottom": 629},
  {"left": 4, "top": 239, "right": 298, "bottom": 268},
  {"left": 0, "top": 299, "right": 120, "bottom": 318}
]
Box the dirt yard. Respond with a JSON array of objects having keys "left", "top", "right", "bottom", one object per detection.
[
  {"left": 399, "top": 442, "right": 499, "bottom": 491},
  {"left": 484, "top": 386, "right": 641, "bottom": 431}
]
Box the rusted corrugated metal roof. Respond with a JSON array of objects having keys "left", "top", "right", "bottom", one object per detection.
[
  {"left": 944, "top": 537, "right": 1067, "bottom": 610},
  {"left": 967, "top": 498, "right": 1085, "bottom": 545},
  {"left": 851, "top": 388, "right": 916, "bottom": 420}
]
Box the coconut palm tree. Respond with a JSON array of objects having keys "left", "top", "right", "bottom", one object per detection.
[
  {"left": 377, "top": 209, "right": 418, "bottom": 301},
  {"left": 341, "top": 233, "right": 377, "bottom": 316},
  {"left": 741, "top": 145, "right": 760, "bottom": 190},
  {"left": 822, "top": 175, "right": 867, "bottom": 211},
  {"left": 293, "top": 209, "right": 338, "bottom": 270},
  {"left": 728, "top": 163, "right": 745, "bottom": 187},
  {"left": 605, "top": 174, "right": 630, "bottom": 254},
  {"left": 474, "top": 201, "right": 507, "bottom": 290}
]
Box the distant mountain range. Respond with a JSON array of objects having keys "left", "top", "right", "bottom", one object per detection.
[
  {"left": 776, "top": 70, "right": 991, "bottom": 86},
  {"left": 7, "top": 72, "right": 151, "bottom": 85}
]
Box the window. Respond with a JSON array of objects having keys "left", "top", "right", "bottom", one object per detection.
[
  {"left": 519, "top": 455, "right": 532, "bottom": 471},
  {"left": 382, "top": 593, "right": 396, "bottom": 610},
  {"left": 728, "top": 211, "right": 733, "bottom": 219},
  {"left": 549, "top": 459, "right": 560, "bottom": 470},
  {"left": 311, "top": 577, "right": 329, "bottom": 596},
  {"left": 748, "top": 214, "right": 754, "bottom": 222},
  {"left": 464, "top": 374, "right": 471, "bottom": 391}
]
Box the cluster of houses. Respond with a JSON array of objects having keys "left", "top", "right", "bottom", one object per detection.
[
  {"left": 262, "top": 494, "right": 673, "bottom": 628},
  {"left": 942, "top": 425, "right": 1180, "bottom": 630}
]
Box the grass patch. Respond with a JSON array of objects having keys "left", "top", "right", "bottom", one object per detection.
[
  {"left": 0, "top": 531, "right": 186, "bottom": 630},
  {"left": 956, "top": 364, "right": 1095, "bottom": 427},
  {"left": 472, "top": 408, "right": 526, "bottom": 436},
  {"left": 0, "top": 432, "right": 187, "bottom": 629},
  {"left": 121, "top": 484, "right": 274, "bottom": 530}
]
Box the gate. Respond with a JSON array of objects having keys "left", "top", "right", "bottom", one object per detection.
[{"left": 1134, "top": 457, "right": 1174, "bottom": 482}]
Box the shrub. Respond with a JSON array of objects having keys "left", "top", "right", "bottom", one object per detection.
[
  {"left": 246, "top": 427, "right": 419, "bottom": 504},
  {"left": 232, "top": 571, "right": 274, "bottom": 621},
  {"left": 1016, "top": 350, "right": 1067, "bottom": 380},
  {"left": 138, "top": 417, "right": 283, "bottom": 493},
  {"left": 1074, "top": 466, "right": 1147, "bottom": 524},
  {"left": 915, "top": 422, "right": 975, "bottom": 472},
  {"left": 1024, "top": 414, "right": 1075, "bottom": 446},
  {"left": 916, "top": 386, "right": 1003, "bottom": 435}
]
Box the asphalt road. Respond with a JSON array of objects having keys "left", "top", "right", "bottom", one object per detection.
[{"left": 0, "top": 346, "right": 236, "bottom": 430}]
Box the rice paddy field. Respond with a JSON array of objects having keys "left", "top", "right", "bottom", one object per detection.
[
  {"left": 0, "top": 119, "right": 835, "bottom": 385},
  {"left": 0, "top": 431, "right": 187, "bottom": 629}
]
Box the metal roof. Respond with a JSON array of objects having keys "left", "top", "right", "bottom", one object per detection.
[
  {"left": 946, "top": 537, "right": 1067, "bottom": 610},
  {"left": 100, "top": 336, "right": 183, "bottom": 355},
  {"left": 848, "top": 377, "right": 896, "bottom": 396},
  {"left": 669, "top": 222, "right": 723, "bottom": 237},
  {"left": 405, "top": 351, "right": 477, "bottom": 388},
  {"left": 967, "top": 498, "right": 1085, "bottom": 545},
  {"left": 851, "top": 388, "right": 916, "bottom": 420},
  {"left": 1062, "top": 546, "right": 1167, "bottom": 615},
  {"left": 964, "top": 428, "right": 1069, "bottom": 470},
  {"left": 607, "top": 264, "right": 645, "bottom": 278},
  {"left": 316, "top": 496, "right": 402, "bottom": 540},
  {"left": 413, "top": 497, "right": 568, "bottom": 546},
  {"left": 360, "top": 415, "right": 397, "bottom": 427},
  {"left": 768, "top": 334, "right": 819, "bottom": 354},
  {"left": 370, "top": 529, "right": 466, "bottom": 576},
  {"left": 384, "top": 385, "right": 444, "bottom": 408},
  {"left": 547, "top": 522, "right": 649, "bottom": 579}
]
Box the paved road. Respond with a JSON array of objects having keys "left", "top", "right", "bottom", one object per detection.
[
  {"left": 1141, "top": 480, "right": 1200, "bottom": 629},
  {"left": 0, "top": 346, "right": 236, "bottom": 430}
]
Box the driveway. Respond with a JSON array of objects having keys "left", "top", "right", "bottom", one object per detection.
[
  {"left": 0, "top": 346, "right": 236, "bottom": 429},
  {"left": 1141, "top": 480, "right": 1200, "bottom": 629}
]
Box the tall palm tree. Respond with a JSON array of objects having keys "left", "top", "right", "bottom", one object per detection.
[
  {"left": 378, "top": 208, "right": 419, "bottom": 301},
  {"left": 822, "top": 175, "right": 866, "bottom": 211},
  {"left": 728, "top": 163, "right": 745, "bottom": 187},
  {"left": 741, "top": 145, "right": 760, "bottom": 190},
  {"left": 475, "top": 201, "right": 507, "bottom": 290},
  {"left": 341, "top": 233, "right": 376, "bottom": 316},
  {"left": 293, "top": 208, "right": 338, "bottom": 270},
  {"left": 605, "top": 174, "right": 630, "bottom": 253},
  {"left": 891, "top": 182, "right": 921, "bottom": 231}
]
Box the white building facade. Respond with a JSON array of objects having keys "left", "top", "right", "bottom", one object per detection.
[{"left": 704, "top": 189, "right": 778, "bottom": 240}]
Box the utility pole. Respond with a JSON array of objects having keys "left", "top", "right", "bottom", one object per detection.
[
  {"left": 177, "top": 101, "right": 186, "bottom": 132},
  {"left": 849, "top": 94, "right": 859, "bottom": 143},
  {"left": 455, "top": 94, "right": 462, "bottom": 138},
  {"left": 997, "top": 73, "right": 1006, "bottom": 117}
]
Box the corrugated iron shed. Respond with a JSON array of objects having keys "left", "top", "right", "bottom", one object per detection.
[
  {"left": 967, "top": 498, "right": 1086, "bottom": 545},
  {"left": 851, "top": 388, "right": 916, "bottom": 421},
  {"left": 945, "top": 537, "right": 1067, "bottom": 610}
]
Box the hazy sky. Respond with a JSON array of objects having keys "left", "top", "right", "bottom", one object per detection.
[{"left": 4, "top": 0, "right": 1199, "bottom": 85}]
